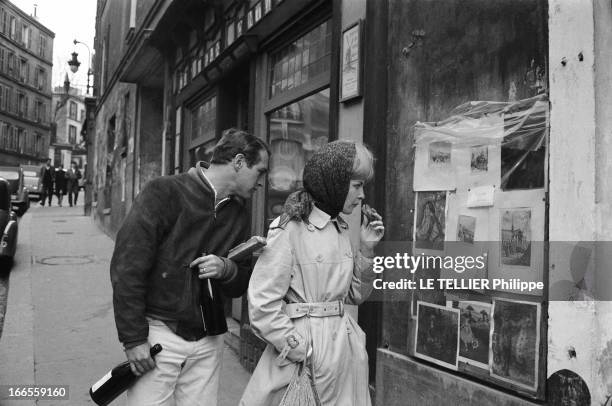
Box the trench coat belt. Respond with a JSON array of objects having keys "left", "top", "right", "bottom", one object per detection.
[{"left": 284, "top": 300, "right": 345, "bottom": 319}]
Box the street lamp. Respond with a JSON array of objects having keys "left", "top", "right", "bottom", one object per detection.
[{"left": 67, "top": 39, "right": 93, "bottom": 95}]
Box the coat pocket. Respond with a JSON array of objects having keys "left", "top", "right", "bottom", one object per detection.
[{"left": 148, "top": 260, "right": 200, "bottom": 320}]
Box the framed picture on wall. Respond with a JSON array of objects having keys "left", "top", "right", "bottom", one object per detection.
[
  {"left": 489, "top": 298, "right": 541, "bottom": 391},
  {"left": 340, "top": 20, "right": 363, "bottom": 102},
  {"left": 414, "top": 302, "right": 460, "bottom": 370}
]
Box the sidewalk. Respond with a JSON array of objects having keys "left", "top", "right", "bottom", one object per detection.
[{"left": 0, "top": 203, "right": 250, "bottom": 405}]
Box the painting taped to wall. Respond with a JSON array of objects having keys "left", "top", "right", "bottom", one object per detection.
[
  {"left": 457, "top": 215, "right": 476, "bottom": 244},
  {"left": 490, "top": 298, "right": 540, "bottom": 391},
  {"left": 458, "top": 301, "right": 491, "bottom": 369},
  {"left": 471, "top": 145, "right": 488, "bottom": 173},
  {"left": 500, "top": 208, "right": 531, "bottom": 267},
  {"left": 415, "top": 302, "right": 460, "bottom": 370},
  {"left": 414, "top": 191, "right": 446, "bottom": 254}
]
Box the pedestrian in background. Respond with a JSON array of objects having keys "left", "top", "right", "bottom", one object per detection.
[
  {"left": 66, "top": 162, "right": 82, "bottom": 207},
  {"left": 110, "top": 128, "right": 270, "bottom": 406},
  {"left": 39, "top": 159, "right": 55, "bottom": 207},
  {"left": 240, "top": 141, "right": 385, "bottom": 406},
  {"left": 55, "top": 165, "right": 67, "bottom": 207}
]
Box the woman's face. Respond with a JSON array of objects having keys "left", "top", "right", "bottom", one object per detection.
[{"left": 342, "top": 179, "right": 365, "bottom": 214}]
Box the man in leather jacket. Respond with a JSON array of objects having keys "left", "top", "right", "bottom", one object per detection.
[{"left": 110, "top": 128, "right": 270, "bottom": 406}]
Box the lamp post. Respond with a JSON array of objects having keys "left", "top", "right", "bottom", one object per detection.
[{"left": 67, "top": 39, "right": 93, "bottom": 95}]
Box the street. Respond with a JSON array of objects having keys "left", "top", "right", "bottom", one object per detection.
[{"left": 0, "top": 203, "right": 250, "bottom": 405}]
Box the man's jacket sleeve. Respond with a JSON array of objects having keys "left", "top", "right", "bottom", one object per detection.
[{"left": 110, "top": 179, "right": 172, "bottom": 346}]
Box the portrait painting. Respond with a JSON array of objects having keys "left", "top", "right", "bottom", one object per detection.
[
  {"left": 490, "top": 299, "right": 541, "bottom": 391},
  {"left": 500, "top": 208, "right": 531, "bottom": 266},
  {"left": 457, "top": 301, "right": 491, "bottom": 369},
  {"left": 415, "top": 302, "right": 460, "bottom": 370}
]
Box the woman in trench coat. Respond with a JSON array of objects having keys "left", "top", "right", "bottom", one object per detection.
[{"left": 239, "top": 141, "right": 385, "bottom": 406}]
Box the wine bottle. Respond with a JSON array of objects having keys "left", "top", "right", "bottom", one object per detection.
[{"left": 89, "top": 343, "right": 162, "bottom": 406}]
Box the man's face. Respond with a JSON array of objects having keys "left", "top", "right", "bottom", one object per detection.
[{"left": 234, "top": 150, "right": 269, "bottom": 199}]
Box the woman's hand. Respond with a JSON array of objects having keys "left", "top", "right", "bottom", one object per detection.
[{"left": 360, "top": 208, "right": 385, "bottom": 254}]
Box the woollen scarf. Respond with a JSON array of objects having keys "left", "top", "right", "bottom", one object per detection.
[{"left": 277, "top": 141, "right": 356, "bottom": 227}]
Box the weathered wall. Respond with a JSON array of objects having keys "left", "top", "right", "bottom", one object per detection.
[
  {"left": 376, "top": 350, "right": 538, "bottom": 406},
  {"left": 137, "top": 86, "right": 163, "bottom": 194},
  {"left": 379, "top": 0, "right": 547, "bottom": 403},
  {"left": 92, "top": 82, "right": 137, "bottom": 237},
  {"left": 548, "top": 0, "right": 612, "bottom": 404},
  {"left": 383, "top": 0, "right": 547, "bottom": 355}
]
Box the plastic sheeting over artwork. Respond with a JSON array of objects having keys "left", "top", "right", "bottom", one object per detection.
[{"left": 413, "top": 94, "right": 549, "bottom": 191}]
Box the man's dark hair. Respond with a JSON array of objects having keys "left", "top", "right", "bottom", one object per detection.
[{"left": 211, "top": 128, "right": 270, "bottom": 167}]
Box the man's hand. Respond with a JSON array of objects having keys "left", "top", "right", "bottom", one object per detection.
[
  {"left": 125, "top": 343, "right": 155, "bottom": 376},
  {"left": 190, "top": 254, "right": 227, "bottom": 280}
]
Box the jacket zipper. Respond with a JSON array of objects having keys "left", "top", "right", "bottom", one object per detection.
[
  {"left": 200, "top": 197, "right": 230, "bottom": 329},
  {"left": 214, "top": 197, "right": 231, "bottom": 218}
]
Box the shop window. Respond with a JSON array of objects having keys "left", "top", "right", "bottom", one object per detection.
[
  {"left": 406, "top": 96, "right": 548, "bottom": 397},
  {"left": 189, "top": 139, "right": 217, "bottom": 167},
  {"left": 265, "top": 88, "right": 330, "bottom": 225},
  {"left": 268, "top": 20, "right": 331, "bottom": 98},
  {"left": 189, "top": 94, "right": 217, "bottom": 165},
  {"left": 190, "top": 94, "right": 217, "bottom": 143}
]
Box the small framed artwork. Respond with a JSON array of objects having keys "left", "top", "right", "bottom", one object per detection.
[
  {"left": 340, "top": 20, "right": 363, "bottom": 102},
  {"left": 490, "top": 298, "right": 541, "bottom": 391},
  {"left": 414, "top": 302, "right": 460, "bottom": 370}
]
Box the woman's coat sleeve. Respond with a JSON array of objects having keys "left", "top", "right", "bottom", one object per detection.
[
  {"left": 346, "top": 249, "right": 375, "bottom": 305},
  {"left": 247, "top": 223, "right": 307, "bottom": 363}
]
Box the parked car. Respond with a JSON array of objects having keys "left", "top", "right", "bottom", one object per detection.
[
  {"left": 0, "top": 178, "right": 18, "bottom": 271},
  {"left": 21, "top": 164, "right": 42, "bottom": 201},
  {"left": 0, "top": 167, "right": 30, "bottom": 216}
]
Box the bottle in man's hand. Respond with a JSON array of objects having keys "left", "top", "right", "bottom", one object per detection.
[{"left": 89, "top": 344, "right": 162, "bottom": 406}]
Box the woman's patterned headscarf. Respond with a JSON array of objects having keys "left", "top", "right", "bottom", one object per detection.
[{"left": 277, "top": 141, "right": 356, "bottom": 227}]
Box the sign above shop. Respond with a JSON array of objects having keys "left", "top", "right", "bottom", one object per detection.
[{"left": 340, "top": 19, "right": 363, "bottom": 102}]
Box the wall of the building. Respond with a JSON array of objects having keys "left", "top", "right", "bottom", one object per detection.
[
  {"left": 92, "top": 81, "right": 137, "bottom": 237},
  {"left": 92, "top": 0, "right": 159, "bottom": 235},
  {"left": 377, "top": 0, "right": 548, "bottom": 404},
  {"left": 547, "top": 0, "right": 612, "bottom": 404}
]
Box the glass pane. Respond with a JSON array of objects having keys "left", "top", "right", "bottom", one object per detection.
[
  {"left": 268, "top": 20, "right": 331, "bottom": 97},
  {"left": 189, "top": 139, "right": 217, "bottom": 166},
  {"left": 191, "top": 95, "right": 217, "bottom": 142},
  {"left": 266, "top": 88, "right": 330, "bottom": 225}
]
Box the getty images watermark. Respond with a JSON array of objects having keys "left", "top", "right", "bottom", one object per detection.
[{"left": 370, "top": 252, "right": 544, "bottom": 293}]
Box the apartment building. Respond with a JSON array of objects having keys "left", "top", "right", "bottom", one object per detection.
[
  {"left": 0, "top": 0, "right": 53, "bottom": 166},
  {"left": 51, "top": 82, "right": 86, "bottom": 169}
]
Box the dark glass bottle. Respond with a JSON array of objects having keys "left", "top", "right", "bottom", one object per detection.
[{"left": 89, "top": 344, "right": 162, "bottom": 406}]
